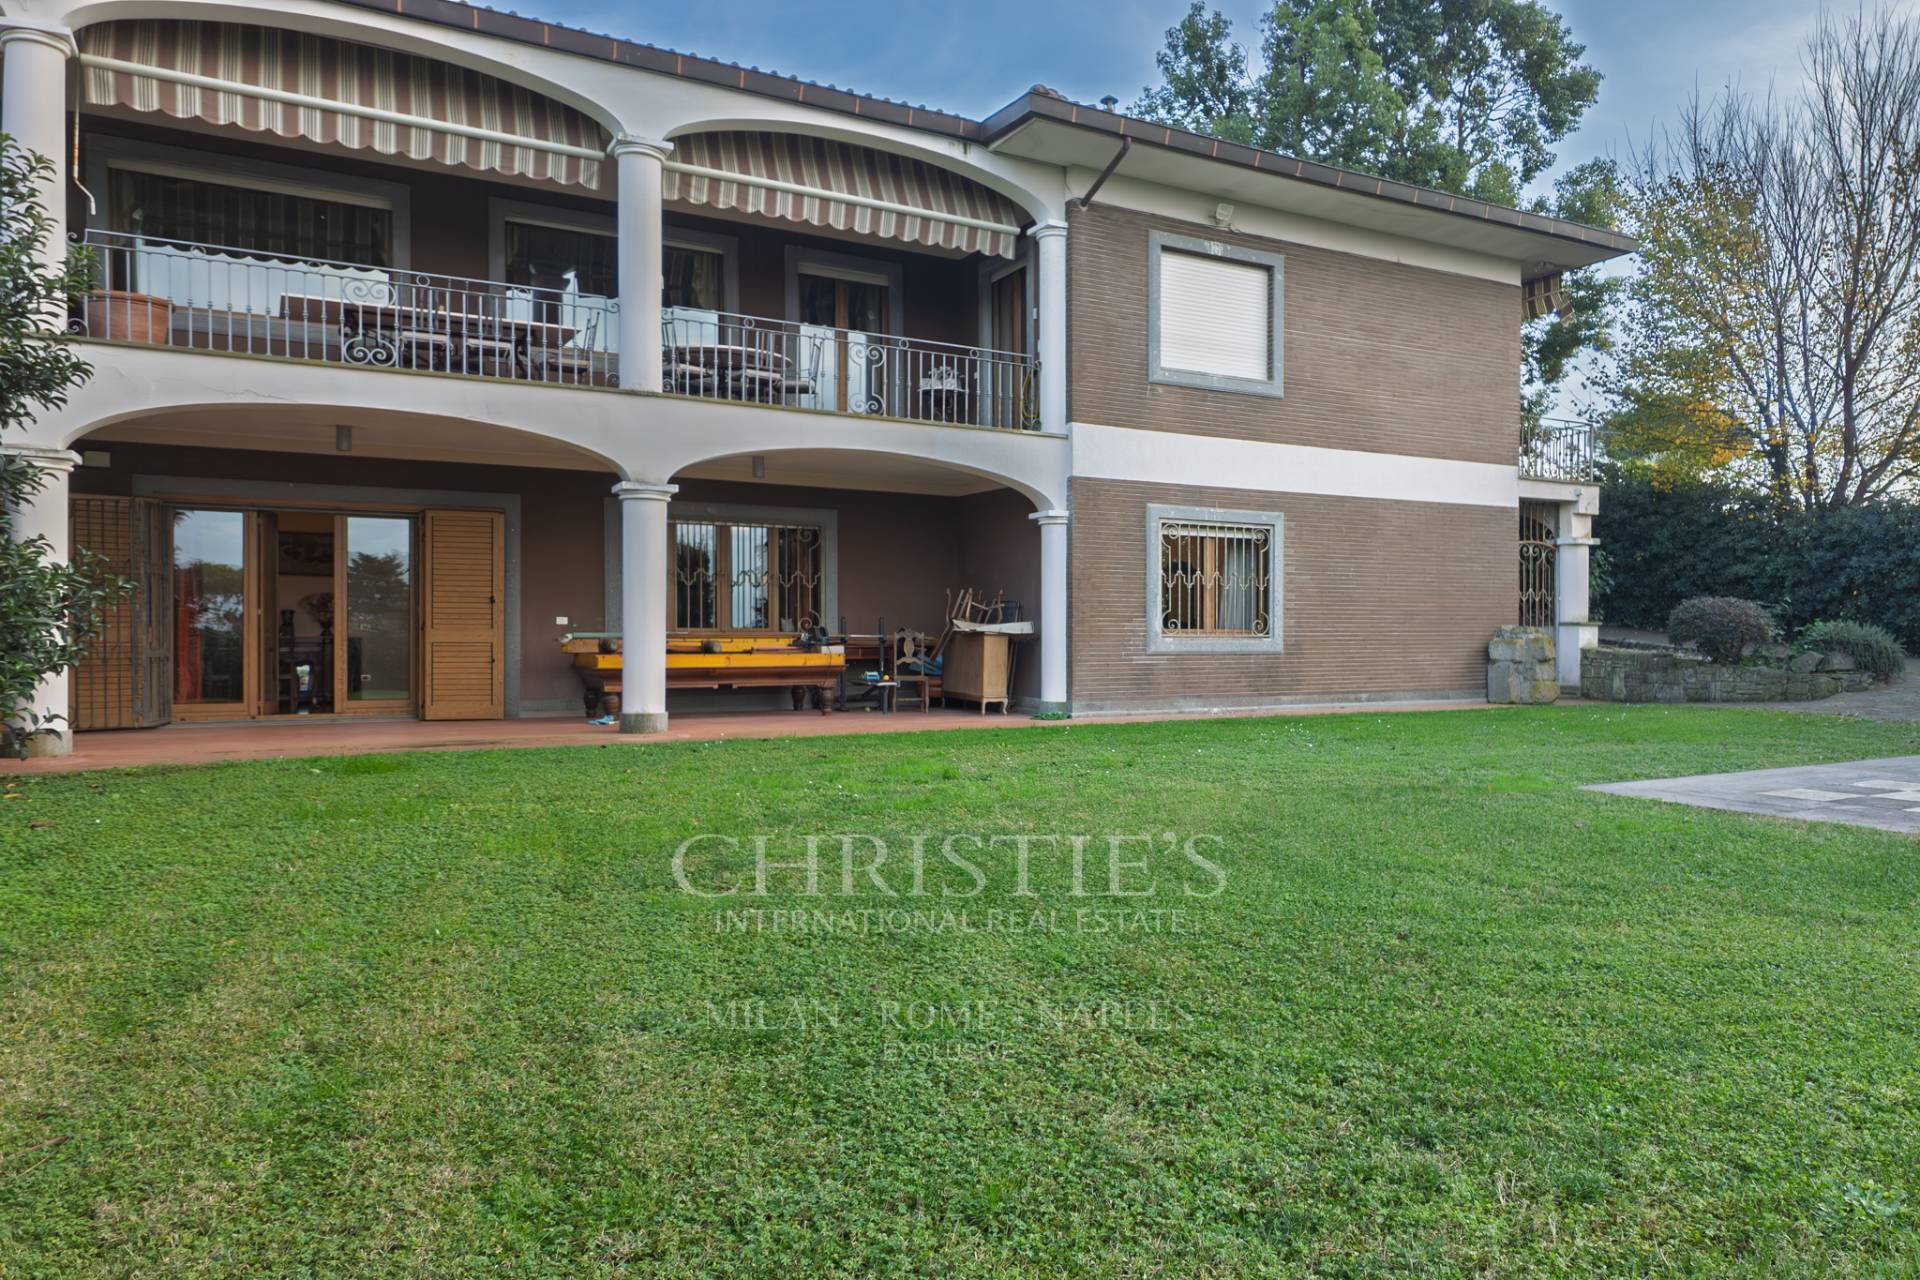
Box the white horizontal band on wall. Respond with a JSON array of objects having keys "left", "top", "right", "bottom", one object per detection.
[
  {"left": 76, "top": 53, "right": 606, "bottom": 161},
  {"left": 662, "top": 159, "right": 1024, "bottom": 237},
  {"left": 1072, "top": 422, "right": 1520, "bottom": 509}
]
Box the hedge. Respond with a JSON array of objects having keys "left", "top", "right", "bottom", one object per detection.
[{"left": 1594, "top": 467, "right": 1920, "bottom": 650}]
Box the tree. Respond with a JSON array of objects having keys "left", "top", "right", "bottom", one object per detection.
[
  {"left": 1523, "top": 158, "right": 1623, "bottom": 425},
  {"left": 1256, "top": 0, "right": 1403, "bottom": 172},
  {"left": 1131, "top": 0, "right": 1600, "bottom": 204},
  {"left": 1607, "top": 10, "right": 1920, "bottom": 511},
  {"left": 1132, "top": 0, "right": 1609, "bottom": 417},
  {"left": 1, "top": 136, "right": 115, "bottom": 757},
  {"left": 1133, "top": 2, "right": 1257, "bottom": 143}
]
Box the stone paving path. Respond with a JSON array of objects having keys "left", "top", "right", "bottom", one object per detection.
[
  {"left": 1744, "top": 676, "right": 1920, "bottom": 723},
  {"left": 1589, "top": 755, "right": 1920, "bottom": 835}
]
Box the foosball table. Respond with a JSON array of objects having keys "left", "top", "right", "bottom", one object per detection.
[{"left": 563, "top": 634, "right": 847, "bottom": 717}]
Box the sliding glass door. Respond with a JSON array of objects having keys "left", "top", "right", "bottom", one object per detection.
[
  {"left": 171, "top": 509, "right": 248, "bottom": 714},
  {"left": 344, "top": 517, "right": 413, "bottom": 705},
  {"left": 166, "top": 506, "right": 417, "bottom": 720}
]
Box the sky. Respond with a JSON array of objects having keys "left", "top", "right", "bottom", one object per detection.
[
  {"left": 515, "top": 0, "right": 1837, "bottom": 183},
  {"left": 509, "top": 0, "right": 1844, "bottom": 417}
]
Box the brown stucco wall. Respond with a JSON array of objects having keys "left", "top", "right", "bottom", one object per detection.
[
  {"left": 669, "top": 478, "right": 967, "bottom": 638},
  {"left": 1068, "top": 477, "right": 1510, "bottom": 711},
  {"left": 1067, "top": 203, "right": 1521, "bottom": 467},
  {"left": 955, "top": 488, "right": 1043, "bottom": 703}
]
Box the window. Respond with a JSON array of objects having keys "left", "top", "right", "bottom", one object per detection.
[
  {"left": 671, "top": 520, "right": 824, "bottom": 632},
  {"left": 504, "top": 220, "right": 617, "bottom": 297},
  {"left": 665, "top": 245, "right": 726, "bottom": 309},
  {"left": 1147, "top": 231, "right": 1284, "bottom": 397},
  {"left": 109, "top": 169, "right": 393, "bottom": 265},
  {"left": 1147, "top": 505, "right": 1283, "bottom": 653}
]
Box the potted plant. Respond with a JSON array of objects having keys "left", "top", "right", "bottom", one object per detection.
[{"left": 78, "top": 287, "right": 173, "bottom": 345}]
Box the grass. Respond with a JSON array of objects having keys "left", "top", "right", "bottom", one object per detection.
[{"left": 2, "top": 705, "right": 1919, "bottom": 1277}]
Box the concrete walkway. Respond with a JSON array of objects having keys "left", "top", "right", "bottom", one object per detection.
[{"left": 1589, "top": 755, "right": 1920, "bottom": 835}]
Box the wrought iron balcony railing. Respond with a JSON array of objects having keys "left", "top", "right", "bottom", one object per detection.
[
  {"left": 661, "top": 308, "right": 1040, "bottom": 431},
  {"left": 1520, "top": 421, "right": 1600, "bottom": 482},
  {"left": 70, "top": 229, "right": 619, "bottom": 387}
]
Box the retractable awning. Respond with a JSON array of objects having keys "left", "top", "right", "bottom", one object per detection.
[
  {"left": 664, "top": 131, "right": 1027, "bottom": 258},
  {"left": 78, "top": 20, "right": 609, "bottom": 190},
  {"left": 1522, "top": 273, "right": 1567, "bottom": 322}
]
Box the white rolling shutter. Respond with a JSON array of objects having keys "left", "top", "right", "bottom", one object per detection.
[{"left": 1157, "top": 249, "right": 1273, "bottom": 381}]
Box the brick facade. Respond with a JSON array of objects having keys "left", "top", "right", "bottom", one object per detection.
[
  {"left": 1068, "top": 203, "right": 1521, "bottom": 467},
  {"left": 1069, "top": 477, "right": 1511, "bottom": 711}
]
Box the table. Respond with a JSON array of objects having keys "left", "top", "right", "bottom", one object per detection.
[
  {"left": 281, "top": 293, "right": 574, "bottom": 377},
  {"left": 564, "top": 636, "right": 846, "bottom": 716},
  {"left": 831, "top": 634, "right": 896, "bottom": 712},
  {"left": 666, "top": 342, "right": 815, "bottom": 402}
]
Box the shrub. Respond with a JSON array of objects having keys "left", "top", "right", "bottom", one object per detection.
[
  {"left": 1797, "top": 619, "right": 1907, "bottom": 681},
  {"left": 1594, "top": 466, "right": 1920, "bottom": 649},
  {"left": 1667, "top": 596, "right": 1776, "bottom": 664}
]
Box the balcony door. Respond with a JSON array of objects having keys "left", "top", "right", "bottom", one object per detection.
[
  {"left": 987, "top": 264, "right": 1030, "bottom": 429},
  {"left": 798, "top": 270, "right": 893, "bottom": 416}
]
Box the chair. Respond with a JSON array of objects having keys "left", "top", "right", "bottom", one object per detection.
[
  {"left": 536, "top": 303, "right": 613, "bottom": 385},
  {"left": 889, "top": 629, "right": 939, "bottom": 713},
  {"left": 918, "top": 360, "right": 968, "bottom": 423}
]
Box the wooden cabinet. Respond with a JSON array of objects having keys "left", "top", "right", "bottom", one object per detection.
[{"left": 942, "top": 630, "right": 1012, "bottom": 714}]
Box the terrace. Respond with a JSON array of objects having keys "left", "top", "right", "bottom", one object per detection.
[
  {"left": 73, "top": 230, "right": 1039, "bottom": 430},
  {"left": 63, "top": 17, "right": 1056, "bottom": 435}
]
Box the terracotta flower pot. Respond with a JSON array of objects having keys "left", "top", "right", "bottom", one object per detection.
[{"left": 81, "top": 290, "right": 173, "bottom": 345}]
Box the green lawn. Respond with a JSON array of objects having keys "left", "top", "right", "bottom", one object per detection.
[{"left": 3, "top": 706, "right": 1919, "bottom": 1278}]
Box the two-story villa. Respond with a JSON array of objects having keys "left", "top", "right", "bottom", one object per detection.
[{"left": 0, "top": 0, "right": 1630, "bottom": 754}]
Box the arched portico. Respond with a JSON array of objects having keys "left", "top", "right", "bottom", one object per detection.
[
  {"left": 38, "top": 346, "right": 644, "bottom": 477},
  {"left": 609, "top": 441, "right": 1071, "bottom": 732}
]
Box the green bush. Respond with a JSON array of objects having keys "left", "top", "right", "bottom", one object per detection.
[
  {"left": 1667, "top": 595, "right": 1776, "bottom": 664},
  {"left": 1594, "top": 467, "right": 1920, "bottom": 649},
  {"left": 1797, "top": 619, "right": 1907, "bottom": 681}
]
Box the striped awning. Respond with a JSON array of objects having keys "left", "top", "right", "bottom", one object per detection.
[
  {"left": 79, "top": 21, "right": 608, "bottom": 190},
  {"left": 665, "top": 132, "right": 1026, "bottom": 258},
  {"left": 1522, "top": 273, "right": 1567, "bottom": 322}
]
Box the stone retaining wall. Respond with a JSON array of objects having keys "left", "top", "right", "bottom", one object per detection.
[{"left": 1580, "top": 646, "right": 1875, "bottom": 703}]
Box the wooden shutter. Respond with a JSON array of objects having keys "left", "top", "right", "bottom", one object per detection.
[
  {"left": 420, "top": 509, "right": 504, "bottom": 720},
  {"left": 1158, "top": 248, "right": 1272, "bottom": 380},
  {"left": 131, "top": 499, "right": 173, "bottom": 727},
  {"left": 66, "top": 496, "right": 170, "bottom": 730},
  {"left": 69, "top": 496, "right": 137, "bottom": 730}
]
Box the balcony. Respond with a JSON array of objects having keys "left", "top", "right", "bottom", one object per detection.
[
  {"left": 73, "top": 230, "right": 619, "bottom": 387},
  {"left": 69, "top": 230, "right": 1041, "bottom": 431},
  {"left": 1520, "top": 421, "right": 1600, "bottom": 482},
  {"left": 663, "top": 309, "right": 1036, "bottom": 430}
]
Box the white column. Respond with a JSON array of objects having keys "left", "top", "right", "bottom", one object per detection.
[
  {"left": 1555, "top": 505, "right": 1598, "bottom": 689},
  {"left": 612, "top": 136, "right": 671, "bottom": 393},
  {"left": 614, "top": 480, "right": 676, "bottom": 733},
  {"left": 5, "top": 447, "right": 82, "bottom": 757},
  {"left": 1029, "top": 221, "right": 1068, "bottom": 434},
  {"left": 0, "top": 24, "right": 77, "bottom": 289},
  {"left": 1029, "top": 508, "right": 1069, "bottom": 712}
]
